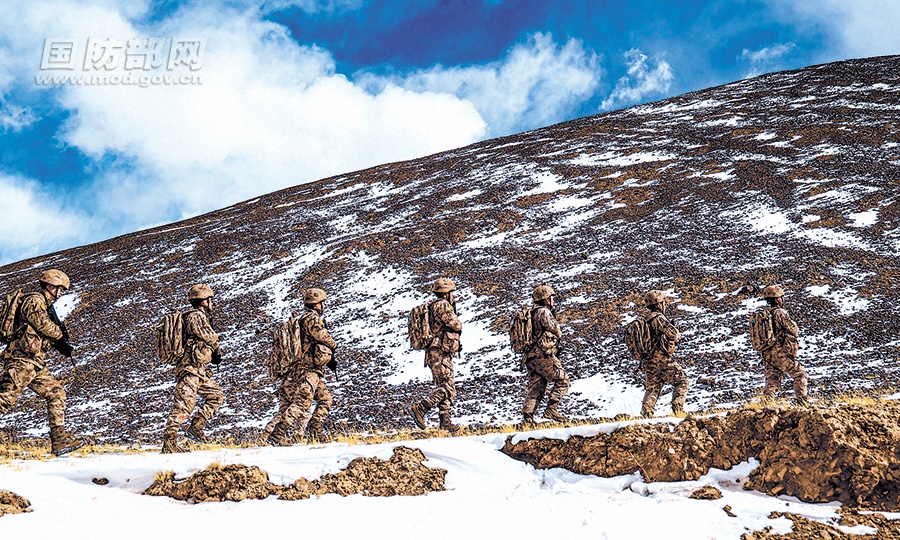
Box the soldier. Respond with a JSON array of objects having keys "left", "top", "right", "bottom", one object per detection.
[
  {"left": 161, "top": 284, "right": 225, "bottom": 453},
  {"left": 267, "top": 288, "right": 336, "bottom": 445},
  {"left": 640, "top": 289, "right": 688, "bottom": 418},
  {"left": 409, "top": 278, "right": 462, "bottom": 432},
  {"left": 522, "top": 285, "right": 570, "bottom": 425},
  {"left": 0, "top": 269, "right": 83, "bottom": 456},
  {"left": 757, "top": 285, "right": 808, "bottom": 405}
]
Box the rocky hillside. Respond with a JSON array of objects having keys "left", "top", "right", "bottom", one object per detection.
[{"left": 0, "top": 55, "right": 898, "bottom": 443}]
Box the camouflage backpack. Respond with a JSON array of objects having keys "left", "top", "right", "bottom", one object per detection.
[
  {"left": 0, "top": 289, "right": 26, "bottom": 343},
  {"left": 155, "top": 311, "right": 185, "bottom": 365},
  {"left": 408, "top": 302, "right": 435, "bottom": 350},
  {"left": 269, "top": 316, "right": 304, "bottom": 379},
  {"left": 508, "top": 306, "right": 534, "bottom": 354},
  {"left": 749, "top": 309, "right": 777, "bottom": 351},
  {"left": 623, "top": 313, "right": 660, "bottom": 361}
]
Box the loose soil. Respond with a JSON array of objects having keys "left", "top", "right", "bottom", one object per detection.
[
  {"left": 742, "top": 509, "right": 900, "bottom": 539},
  {"left": 0, "top": 490, "right": 31, "bottom": 516},
  {"left": 502, "top": 401, "right": 900, "bottom": 510},
  {"left": 143, "top": 446, "right": 445, "bottom": 503}
]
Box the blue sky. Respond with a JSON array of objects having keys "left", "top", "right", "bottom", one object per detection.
[{"left": 0, "top": 0, "right": 896, "bottom": 264}]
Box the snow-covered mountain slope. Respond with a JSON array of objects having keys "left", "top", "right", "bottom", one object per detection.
[{"left": 1, "top": 56, "right": 898, "bottom": 443}]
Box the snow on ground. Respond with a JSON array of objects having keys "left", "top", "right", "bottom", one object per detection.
[{"left": 0, "top": 426, "right": 878, "bottom": 540}]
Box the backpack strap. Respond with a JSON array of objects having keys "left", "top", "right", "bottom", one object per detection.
[
  {"left": 13, "top": 292, "right": 46, "bottom": 339},
  {"left": 644, "top": 312, "right": 663, "bottom": 345}
]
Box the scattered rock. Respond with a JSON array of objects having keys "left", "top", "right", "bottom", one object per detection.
[
  {"left": 0, "top": 490, "right": 31, "bottom": 516},
  {"left": 143, "top": 446, "right": 446, "bottom": 503},
  {"left": 723, "top": 505, "right": 736, "bottom": 517},
  {"left": 503, "top": 401, "right": 900, "bottom": 510},
  {"left": 92, "top": 477, "right": 109, "bottom": 485}
]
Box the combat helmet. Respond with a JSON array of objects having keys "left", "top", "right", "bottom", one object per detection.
[
  {"left": 761, "top": 285, "right": 785, "bottom": 299},
  {"left": 432, "top": 278, "right": 457, "bottom": 293},
  {"left": 644, "top": 289, "right": 666, "bottom": 307},
  {"left": 39, "top": 269, "right": 70, "bottom": 290},
  {"left": 188, "top": 284, "right": 214, "bottom": 300},
  {"left": 532, "top": 285, "right": 555, "bottom": 302},
  {"left": 304, "top": 288, "right": 327, "bottom": 304}
]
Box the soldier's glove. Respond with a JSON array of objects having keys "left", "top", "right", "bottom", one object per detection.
[
  {"left": 211, "top": 349, "right": 223, "bottom": 365},
  {"left": 326, "top": 359, "right": 337, "bottom": 373},
  {"left": 56, "top": 341, "right": 74, "bottom": 358}
]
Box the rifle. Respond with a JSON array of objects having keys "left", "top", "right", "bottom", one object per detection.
[{"left": 47, "top": 304, "right": 76, "bottom": 370}]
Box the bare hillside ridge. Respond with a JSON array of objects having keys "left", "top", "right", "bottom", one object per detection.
[{"left": 0, "top": 56, "right": 898, "bottom": 443}]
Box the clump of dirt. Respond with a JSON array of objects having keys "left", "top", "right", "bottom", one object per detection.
[
  {"left": 743, "top": 509, "right": 900, "bottom": 539},
  {"left": 0, "top": 490, "right": 31, "bottom": 516},
  {"left": 280, "top": 445, "right": 445, "bottom": 499},
  {"left": 690, "top": 486, "right": 722, "bottom": 500},
  {"left": 143, "top": 446, "right": 445, "bottom": 503},
  {"left": 143, "top": 463, "right": 275, "bottom": 503},
  {"left": 502, "top": 401, "right": 900, "bottom": 509}
]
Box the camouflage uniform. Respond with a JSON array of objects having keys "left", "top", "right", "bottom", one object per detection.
[
  {"left": 641, "top": 312, "right": 688, "bottom": 417},
  {"left": 421, "top": 298, "right": 461, "bottom": 416},
  {"left": 760, "top": 307, "right": 807, "bottom": 400},
  {"left": 0, "top": 291, "right": 67, "bottom": 429},
  {"left": 522, "top": 305, "right": 570, "bottom": 417},
  {"left": 163, "top": 309, "right": 224, "bottom": 439},
  {"left": 272, "top": 309, "right": 335, "bottom": 438}
]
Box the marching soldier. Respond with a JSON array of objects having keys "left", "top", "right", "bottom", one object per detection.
[
  {"left": 409, "top": 278, "right": 462, "bottom": 432},
  {"left": 0, "top": 269, "right": 83, "bottom": 456},
  {"left": 640, "top": 290, "right": 688, "bottom": 417},
  {"left": 267, "top": 288, "right": 336, "bottom": 445},
  {"left": 161, "top": 284, "right": 224, "bottom": 453},
  {"left": 521, "top": 285, "right": 570, "bottom": 425},
  {"left": 756, "top": 285, "right": 808, "bottom": 405}
]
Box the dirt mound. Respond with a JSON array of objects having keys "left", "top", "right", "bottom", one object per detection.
[
  {"left": 743, "top": 509, "right": 900, "bottom": 539},
  {"left": 280, "top": 445, "right": 446, "bottom": 499},
  {"left": 690, "top": 486, "right": 723, "bottom": 500},
  {"left": 144, "top": 446, "right": 445, "bottom": 503},
  {"left": 502, "top": 401, "right": 900, "bottom": 509},
  {"left": 143, "top": 463, "right": 275, "bottom": 503},
  {"left": 0, "top": 490, "right": 31, "bottom": 516}
]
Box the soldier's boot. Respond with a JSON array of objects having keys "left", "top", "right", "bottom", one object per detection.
[
  {"left": 50, "top": 426, "right": 84, "bottom": 457},
  {"left": 542, "top": 401, "right": 569, "bottom": 423},
  {"left": 409, "top": 400, "right": 429, "bottom": 430},
  {"left": 185, "top": 416, "right": 209, "bottom": 443},
  {"left": 520, "top": 413, "right": 537, "bottom": 428},
  {"left": 792, "top": 396, "right": 810, "bottom": 408},
  {"left": 438, "top": 413, "right": 460, "bottom": 433},
  {"left": 266, "top": 422, "right": 292, "bottom": 447},
  {"left": 160, "top": 433, "right": 187, "bottom": 454},
  {"left": 305, "top": 420, "right": 330, "bottom": 443}
]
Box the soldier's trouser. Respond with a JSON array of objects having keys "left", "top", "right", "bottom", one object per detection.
[
  {"left": 0, "top": 360, "right": 66, "bottom": 429},
  {"left": 164, "top": 372, "right": 224, "bottom": 437},
  {"left": 423, "top": 348, "right": 456, "bottom": 415},
  {"left": 277, "top": 370, "right": 332, "bottom": 434},
  {"left": 263, "top": 409, "right": 310, "bottom": 435},
  {"left": 642, "top": 361, "right": 688, "bottom": 416},
  {"left": 762, "top": 349, "right": 807, "bottom": 400},
  {"left": 522, "top": 353, "right": 570, "bottom": 415}
]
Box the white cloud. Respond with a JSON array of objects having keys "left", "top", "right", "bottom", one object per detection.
[
  {"left": 739, "top": 42, "right": 798, "bottom": 77},
  {"left": 600, "top": 48, "right": 674, "bottom": 111},
  {"left": 0, "top": 2, "right": 487, "bottom": 242},
  {"left": 259, "top": 0, "right": 364, "bottom": 15},
  {"left": 0, "top": 104, "right": 37, "bottom": 132},
  {"left": 0, "top": 174, "right": 91, "bottom": 262},
  {"left": 770, "top": 1, "right": 900, "bottom": 59},
  {"left": 360, "top": 32, "right": 603, "bottom": 137}
]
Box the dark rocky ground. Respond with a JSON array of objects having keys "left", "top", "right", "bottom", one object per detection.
[{"left": 0, "top": 55, "right": 897, "bottom": 444}]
